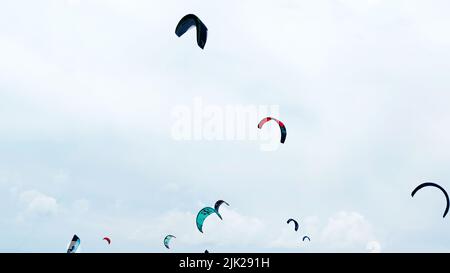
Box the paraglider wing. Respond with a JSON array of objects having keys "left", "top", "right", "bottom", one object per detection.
[
  {"left": 164, "top": 235, "right": 176, "bottom": 249},
  {"left": 103, "top": 237, "right": 111, "bottom": 245},
  {"left": 196, "top": 207, "right": 219, "bottom": 233},
  {"left": 257, "top": 117, "right": 287, "bottom": 143},
  {"left": 411, "top": 182, "right": 450, "bottom": 218},
  {"left": 175, "top": 14, "right": 208, "bottom": 49},
  {"left": 214, "top": 200, "right": 230, "bottom": 220},
  {"left": 286, "top": 218, "right": 299, "bottom": 231},
  {"left": 303, "top": 236, "right": 311, "bottom": 242},
  {"left": 67, "top": 234, "right": 81, "bottom": 253}
]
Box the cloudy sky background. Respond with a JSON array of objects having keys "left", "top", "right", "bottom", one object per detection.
[{"left": 1, "top": 0, "right": 450, "bottom": 252}]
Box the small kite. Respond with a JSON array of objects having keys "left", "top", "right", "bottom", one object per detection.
[
  {"left": 67, "top": 234, "right": 80, "bottom": 253},
  {"left": 175, "top": 14, "right": 208, "bottom": 49},
  {"left": 287, "top": 218, "right": 299, "bottom": 232},
  {"left": 257, "top": 117, "right": 287, "bottom": 143},
  {"left": 164, "top": 235, "right": 176, "bottom": 249},
  {"left": 214, "top": 200, "right": 230, "bottom": 220}
]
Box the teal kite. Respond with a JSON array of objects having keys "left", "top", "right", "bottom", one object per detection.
[
  {"left": 164, "top": 235, "right": 176, "bottom": 249},
  {"left": 196, "top": 207, "right": 220, "bottom": 233}
]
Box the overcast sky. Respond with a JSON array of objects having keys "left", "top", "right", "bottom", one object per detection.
[{"left": 1, "top": 0, "right": 450, "bottom": 252}]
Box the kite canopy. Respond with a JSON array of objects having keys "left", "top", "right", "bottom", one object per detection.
[
  {"left": 103, "top": 237, "right": 111, "bottom": 245},
  {"left": 257, "top": 117, "right": 287, "bottom": 143},
  {"left": 411, "top": 182, "right": 449, "bottom": 218},
  {"left": 287, "top": 218, "right": 299, "bottom": 232},
  {"left": 196, "top": 207, "right": 220, "bottom": 233},
  {"left": 175, "top": 14, "right": 208, "bottom": 49},
  {"left": 214, "top": 200, "right": 230, "bottom": 220},
  {"left": 164, "top": 235, "right": 176, "bottom": 249},
  {"left": 67, "top": 234, "right": 80, "bottom": 253},
  {"left": 303, "top": 236, "right": 311, "bottom": 242}
]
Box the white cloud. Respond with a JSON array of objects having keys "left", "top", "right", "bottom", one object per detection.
[
  {"left": 18, "top": 190, "right": 59, "bottom": 217},
  {"left": 201, "top": 208, "right": 266, "bottom": 247},
  {"left": 366, "top": 240, "right": 382, "bottom": 253},
  {"left": 321, "top": 211, "right": 377, "bottom": 250}
]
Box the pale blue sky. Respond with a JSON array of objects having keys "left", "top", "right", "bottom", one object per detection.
[{"left": 1, "top": 0, "right": 450, "bottom": 252}]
